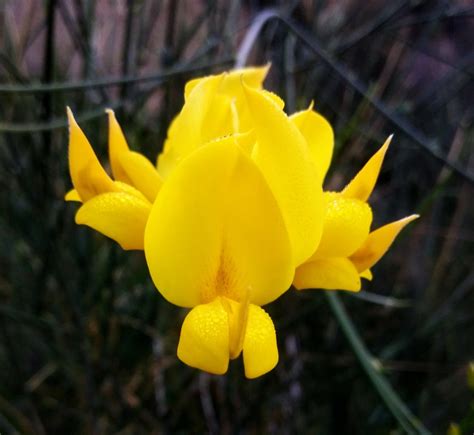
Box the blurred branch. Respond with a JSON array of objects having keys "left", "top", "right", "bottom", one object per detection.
[
  {"left": 0, "top": 58, "right": 233, "bottom": 133},
  {"left": 0, "top": 58, "right": 233, "bottom": 94},
  {"left": 391, "top": 34, "right": 474, "bottom": 80},
  {"left": 120, "top": 0, "right": 136, "bottom": 104},
  {"left": 384, "top": 5, "right": 474, "bottom": 30},
  {"left": 235, "top": 9, "right": 276, "bottom": 68},
  {"left": 348, "top": 290, "right": 412, "bottom": 308},
  {"left": 199, "top": 373, "right": 219, "bottom": 434},
  {"left": 0, "top": 102, "right": 122, "bottom": 133},
  {"left": 236, "top": 8, "right": 474, "bottom": 184},
  {"left": 163, "top": 0, "right": 178, "bottom": 63},
  {"left": 334, "top": 0, "right": 409, "bottom": 54},
  {"left": 0, "top": 394, "right": 37, "bottom": 435}
]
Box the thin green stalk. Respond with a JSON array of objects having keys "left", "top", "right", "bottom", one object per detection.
[
  {"left": 325, "top": 292, "right": 431, "bottom": 435},
  {"left": 0, "top": 58, "right": 233, "bottom": 94}
]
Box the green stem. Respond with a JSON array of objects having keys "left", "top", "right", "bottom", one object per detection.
[
  {"left": 325, "top": 291, "right": 431, "bottom": 435},
  {"left": 0, "top": 58, "right": 233, "bottom": 94}
]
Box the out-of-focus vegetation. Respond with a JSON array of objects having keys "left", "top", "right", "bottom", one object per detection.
[{"left": 1, "top": 1, "right": 473, "bottom": 433}]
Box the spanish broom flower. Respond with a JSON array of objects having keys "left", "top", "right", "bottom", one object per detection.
[
  {"left": 65, "top": 65, "right": 418, "bottom": 378},
  {"left": 146, "top": 67, "right": 326, "bottom": 376}
]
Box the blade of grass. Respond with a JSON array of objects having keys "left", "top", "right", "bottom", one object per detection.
[
  {"left": 348, "top": 290, "right": 412, "bottom": 308},
  {"left": 325, "top": 291, "right": 431, "bottom": 435}
]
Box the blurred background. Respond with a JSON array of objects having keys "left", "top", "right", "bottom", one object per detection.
[{"left": 1, "top": 0, "right": 473, "bottom": 433}]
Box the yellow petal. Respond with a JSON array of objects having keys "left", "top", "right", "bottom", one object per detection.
[
  {"left": 145, "top": 139, "right": 294, "bottom": 308},
  {"left": 293, "top": 257, "right": 361, "bottom": 292},
  {"left": 177, "top": 298, "right": 230, "bottom": 375},
  {"left": 157, "top": 75, "right": 224, "bottom": 178},
  {"left": 350, "top": 214, "right": 419, "bottom": 272},
  {"left": 341, "top": 135, "right": 392, "bottom": 201},
  {"left": 116, "top": 151, "right": 162, "bottom": 203},
  {"left": 159, "top": 67, "right": 271, "bottom": 178},
  {"left": 107, "top": 110, "right": 162, "bottom": 202},
  {"left": 233, "top": 129, "right": 257, "bottom": 156},
  {"left": 359, "top": 269, "right": 373, "bottom": 281},
  {"left": 112, "top": 180, "right": 148, "bottom": 201},
  {"left": 65, "top": 188, "right": 81, "bottom": 202},
  {"left": 106, "top": 109, "right": 131, "bottom": 183},
  {"left": 243, "top": 304, "right": 278, "bottom": 379},
  {"left": 67, "top": 108, "right": 118, "bottom": 201},
  {"left": 314, "top": 192, "right": 373, "bottom": 258},
  {"left": 221, "top": 295, "right": 250, "bottom": 360},
  {"left": 244, "top": 84, "right": 324, "bottom": 266},
  {"left": 75, "top": 190, "right": 151, "bottom": 250},
  {"left": 190, "top": 66, "right": 274, "bottom": 137},
  {"left": 184, "top": 65, "right": 269, "bottom": 101},
  {"left": 290, "top": 104, "right": 334, "bottom": 182},
  {"left": 261, "top": 90, "right": 285, "bottom": 110},
  {"left": 221, "top": 65, "right": 270, "bottom": 94},
  {"left": 200, "top": 94, "right": 234, "bottom": 143}
]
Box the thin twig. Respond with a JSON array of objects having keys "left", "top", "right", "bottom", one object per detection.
[
  {"left": 0, "top": 58, "right": 233, "bottom": 94},
  {"left": 236, "top": 8, "right": 474, "bottom": 184}
]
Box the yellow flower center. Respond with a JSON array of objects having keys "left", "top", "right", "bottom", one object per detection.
[{"left": 200, "top": 250, "right": 241, "bottom": 303}]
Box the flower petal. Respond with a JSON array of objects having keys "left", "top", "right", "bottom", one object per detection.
[
  {"left": 200, "top": 94, "right": 234, "bottom": 143},
  {"left": 145, "top": 139, "right": 294, "bottom": 308},
  {"left": 221, "top": 296, "right": 250, "bottom": 360},
  {"left": 116, "top": 151, "right": 162, "bottom": 203},
  {"left": 107, "top": 110, "right": 162, "bottom": 202},
  {"left": 314, "top": 192, "right": 373, "bottom": 258},
  {"left": 261, "top": 90, "right": 285, "bottom": 110},
  {"left": 293, "top": 257, "right": 361, "bottom": 292},
  {"left": 244, "top": 84, "right": 324, "bottom": 266},
  {"left": 75, "top": 190, "right": 151, "bottom": 250},
  {"left": 157, "top": 75, "right": 224, "bottom": 178},
  {"left": 360, "top": 269, "right": 373, "bottom": 281},
  {"left": 221, "top": 65, "right": 270, "bottom": 93},
  {"left": 290, "top": 104, "right": 334, "bottom": 183},
  {"left": 184, "top": 65, "right": 269, "bottom": 101},
  {"left": 112, "top": 180, "right": 149, "bottom": 201},
  {"left": 341, "top": 135, "right": 392, "bottom": 202},
  {"left": 177, "top": 298, "right": 230, "bottom": 375},
  {"left": 67, "top": 108, "right": 118, "bottom": 201},
  {"left": 107, "top": 109, "right": 131, "bottom": 183},
  {"left": 243, "top": 304, "right": 278, "bottom": 379},
  {"left": 158, "top": 67, "right": 272, "bottom": 178},
  {"left": 350, "top": 214, "right": 419, "bottom": 272},
  {"left": 65, "top": 188, "right": 81, "bottom": 202}
]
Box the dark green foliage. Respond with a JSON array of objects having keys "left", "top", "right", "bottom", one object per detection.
[{"left": 0, "top": 1, "right": 473, "bottom": 433}]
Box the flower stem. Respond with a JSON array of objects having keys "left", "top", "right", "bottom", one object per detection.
[{"left": 325, "top": 291, "right": 431, "bottom": 435}]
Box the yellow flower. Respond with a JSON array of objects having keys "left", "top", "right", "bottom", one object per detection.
[
  {"left": 65, "top": 71, "right": 322, "bottom": 376},
  {"left": 65, "top": 108, "right": 162, "bottom": 250},
  {"left": 293, "top": 135, "right": 419, "bottom": 292},
  {"left": 145, "top": 67, "right": 327, "bottom": 376},
  {"left": 146, "top": 139, "right": 294, "bottom": 377},
  {"left": 66, "top": 65, "right": 419, "bottom": 378}
]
